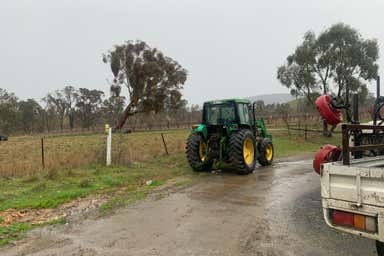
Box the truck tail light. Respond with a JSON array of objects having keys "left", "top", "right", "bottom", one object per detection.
[
  {"left": 332, "top": 210, "right": 377, "bottom": 232},
  {"left": 332, "top": 210, "right": 354, "bottom": 226},
  {"left": 191, "top": 125, "right": 199, "bottom": 129},
  {"left": 354, "top": 214, "right": 366, "bottom": 230}
]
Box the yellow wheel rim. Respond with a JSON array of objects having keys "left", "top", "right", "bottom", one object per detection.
[
  {"left": 199, "top": 141, "right": 207, "bottom": 161},
  {"left": 243, "top": 138, "right": 255, "bottom": 165},
  {"left": 266, "top": 144, "right": 273, "bottom": 161}
]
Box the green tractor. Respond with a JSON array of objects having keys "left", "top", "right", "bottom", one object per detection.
[{"left": 186, "top": 99, "right": 274, "bottom": 174}]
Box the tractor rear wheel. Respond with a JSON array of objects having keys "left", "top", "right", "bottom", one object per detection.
[
  {"left": 228, "top": 130, "right": 256, "bottom": 175},
  {"left": 258, "top": 138, "right": 274, "bottom": 166},
  {"left": 186, "top": 133, "right": 212, "bottom": 172}
]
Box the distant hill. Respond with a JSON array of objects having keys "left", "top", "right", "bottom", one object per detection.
[{"left": 247, "top": 93, "right": 296, "bottom": 105}]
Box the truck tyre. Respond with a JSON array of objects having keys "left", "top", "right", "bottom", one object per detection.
[
  {"left": 257, "top": 138, "right": 274, "bottom": 166},
  {"left": 377, "top": 240, "right": 384, "bottom": 256},
  {"left": 228, "top": 130, "right": 256, "bottom": 175},
  {"left": 186, "top": 133, "right": 212, "bottom": 172}
]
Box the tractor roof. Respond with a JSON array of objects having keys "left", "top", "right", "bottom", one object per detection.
[{"left": 204, "top": 98, "right": 251, "bottom": 105}]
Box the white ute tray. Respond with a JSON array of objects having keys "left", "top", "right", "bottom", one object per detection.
[{"left": 322, "top": 156, "right": 384, "bottom": 208}]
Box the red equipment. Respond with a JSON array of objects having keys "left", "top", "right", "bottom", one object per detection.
[
  {"left": 315, "top": 95, "right": 342, "bottom": 126},
  {"left": 313, "top": 144, "right": 341, "bottom": 174}
]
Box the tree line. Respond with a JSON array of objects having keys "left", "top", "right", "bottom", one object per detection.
[{"left": 0, "top": 86, "right": 192, "bottom": 135}]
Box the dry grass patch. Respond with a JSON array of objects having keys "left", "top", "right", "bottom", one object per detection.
[{"left": 0, "top": 130, "right": 189, "bottom": 178}]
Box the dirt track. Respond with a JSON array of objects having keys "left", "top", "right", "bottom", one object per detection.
[{"left": 1, "top": 155, "right": 377, "bottom": 256}]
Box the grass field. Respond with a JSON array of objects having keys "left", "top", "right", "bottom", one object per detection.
[
  {"left": 0, "top": 130, "right": 187, "bottom": 177},
  {"left": 0, "top": 128, "right": 341, "bottom": 246}
]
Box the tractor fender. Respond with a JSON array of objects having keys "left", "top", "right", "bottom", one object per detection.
[
  {"left": 191, "top": 124, "right": 208, "bottom": 140},
  {"left": 315, "top": 95, "right": 342, "bottom": 126},
  {"left": 313, "top": 144, "right": 341, "bottom": 175}
]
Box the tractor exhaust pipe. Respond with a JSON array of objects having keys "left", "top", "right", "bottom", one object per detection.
[
  {"left": 353, "top": 93, "right": 359, "bottom": 124},
  {"left": 375, "top": 76, "right": 381, "bottom": 125}
]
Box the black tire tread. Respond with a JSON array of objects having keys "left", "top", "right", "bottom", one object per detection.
[
  {"left": 185, "top": 133, "right": 212, "bottom": 172},
  {"left": 228, "top": 130, "right": 256, "bottom": 175},
  {"left": 257, "top": 138, "right": 274, "bottom": 166}
]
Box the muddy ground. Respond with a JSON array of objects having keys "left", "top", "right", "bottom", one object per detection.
[{"left": 1, "top": 155, "right": 377, "bottom": 256}]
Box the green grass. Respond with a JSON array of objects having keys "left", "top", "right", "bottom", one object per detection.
[
  {"left": 273, "top": 131, "right": 341, "bottom": 158},
  {"left": 0, "top": 154, "right": 192, "bottom": 212},
  {"left": 0, "top": 218, "right": 67, "bottom": 246},
  {"left": 0, "top": 223, "right": 32, "bottom": 246}
]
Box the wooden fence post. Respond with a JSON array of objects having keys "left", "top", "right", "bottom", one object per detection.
[
  {"left": 41, "top": 137, "right": 45, "bottom": 169},
  {"left": 161, "top": 133, "right": 169, "bottom": 155}
]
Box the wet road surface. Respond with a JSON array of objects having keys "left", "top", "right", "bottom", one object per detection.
[{"left": 1, "top": 155, "right": 377, "bottom": 255}]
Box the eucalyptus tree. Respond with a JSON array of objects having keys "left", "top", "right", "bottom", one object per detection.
[
  {"left": 278, "top": 23, "right": 379, "bottom": 136},
  {"left": 103, "top": 40, "right": 188, "bottom": 130},
  {"left": 278, "top": 23, "right": 379, "bottom": 105}
]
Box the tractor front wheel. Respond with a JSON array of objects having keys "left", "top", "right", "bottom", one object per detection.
[
  {"left": 186, "top": 133, "right": 212, "bottom": 172},
  {"left": 258, "top": 138, "right": 274, "bottom": 166},
  {"left": 229, "top": 130, "right": 256, "bottom": 175}
]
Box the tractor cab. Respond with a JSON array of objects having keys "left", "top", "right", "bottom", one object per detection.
[
  {"left": 186, "top": 98, "right": 273, "bottom": 175},
  {"left": 203, "top": 99, "right": 252, "bottom": 126},
  {"left": 202, "top": 99, "right": 269, "bottom": 139}
]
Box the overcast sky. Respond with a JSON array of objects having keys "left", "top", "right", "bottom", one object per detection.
[{"left": 1, "top": 0, "right": 384, "bottom": 105}]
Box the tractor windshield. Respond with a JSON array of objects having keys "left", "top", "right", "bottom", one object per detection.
[{"left": 203, "top": 102, "right": 237, "bottom": 125}]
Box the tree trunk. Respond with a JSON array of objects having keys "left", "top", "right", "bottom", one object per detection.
[
  {"left": 69, "top": 115, "right": 74, "bottom": 130},
  {"left": 115, "top": 103, "right": 138, "bottom": 130},
  {"left": 60, "top": 118, "right": 64, "bottom": 130}
]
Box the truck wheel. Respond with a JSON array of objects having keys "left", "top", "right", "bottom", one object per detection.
[
  {"left": 186, "top": 133, "right": 212, "bottom": 172},
  {"left": 257, "top": 138, "right": 274, "bottom": 166},
  {"left": 376, "top": 240, "right": 384, "bottom": 256},
  {"left": 228, "top": 130, "right": 256, "bottom": 175}
]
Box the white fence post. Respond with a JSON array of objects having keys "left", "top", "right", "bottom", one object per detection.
[{"left": 106, "top": 127, "right": 112, "bottom": 166}]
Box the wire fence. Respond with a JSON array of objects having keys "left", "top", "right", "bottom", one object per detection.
[
  {"left": 0, "top": 112, "right": 372, "bottom": 178},
  {"left": 0, "top": 129, "right": 187, "bottom": 178}
]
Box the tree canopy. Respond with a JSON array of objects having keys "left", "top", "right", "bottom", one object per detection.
[
  {"left": 277, "top": 23, "right": 379, "bottom": 105},
  {"left": 103, "top": 40, "right": 188, "bottom": 129}
]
